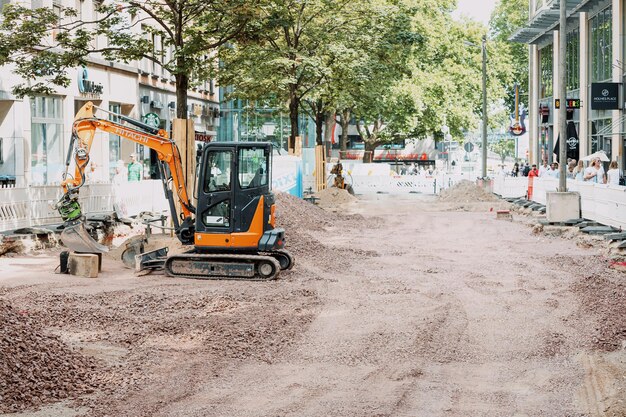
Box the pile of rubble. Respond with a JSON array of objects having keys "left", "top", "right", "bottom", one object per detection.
[
  {"left": 438, "top": 180, "right": 500, "bottom": 203},
  {"left": 314, "top": 187, "right": 356, "bottom": 208},
  {"left": 275, "top": 191, "right": 372, "bottom": 267},
  {"left": 0, "top": 299, "right": 99, "bottom": 413},
  {"left": 571, "top": 265, "right": 626, "bottom": 352}
]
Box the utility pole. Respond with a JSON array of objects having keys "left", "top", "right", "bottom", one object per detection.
[
  {"left": 558, "top": 0, "right": 567, "bottom": 191},
  {"left": 481, "top": 35, "right": 488, "bottom": 179}
]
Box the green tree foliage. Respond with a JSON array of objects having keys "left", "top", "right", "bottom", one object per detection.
[
  {"left": 489, "top": 0, "right": 529, "bottom": 114},
  {"left": 490, "top": 138, "right": 516, "bottom": 163},
  {"left": 219, "top": 0, "right": 387, "bottom": 151},
  {"left": 0, "top": 0, "right": 256, "bottom": 118}
]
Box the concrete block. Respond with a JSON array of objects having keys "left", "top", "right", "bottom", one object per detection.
[
  {"left": 546, "top": 192, "right": 581, "bottom": 223},
  {"left": 68, "top": 253, "right": 100, "bottom": 278}
]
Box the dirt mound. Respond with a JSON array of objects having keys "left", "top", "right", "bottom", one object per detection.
[
  {"left": 314, "top": 187, "right": 356, "bottom": 208},
  {"left": 438, "top": 180, "right": 500, "bottom": 203},
  {"left": 275, "top": 192, "right": 373, "bottom": 269},
  {"left": 275, "top": 191, "right": 332, "bottom": 232},
  {"left": 0, "top": 299, "right": 99, "bottom": 413}
]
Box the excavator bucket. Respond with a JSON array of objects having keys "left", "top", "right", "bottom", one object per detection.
[{"left": 60, "top": 219, "right": 109, "bottom": 253}]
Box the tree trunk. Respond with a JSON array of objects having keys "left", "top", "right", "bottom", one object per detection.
[
  {"left": 340, "top": 109, "right": 350, "bottom": 152},
  {"left": 315, "top": 106, "right": 323, "bottom": 146},
  {"left": 363, "top": 140, "right": 377, "bottom": 163},
  {"left": 289, "top": 87, "right": 299, "bottom": 151},
  {"left": 324, "top": 111, "right": 336, "bottom": 158},
  {"left": 175, "top": 74, "right": 189, "bottom": 120}
]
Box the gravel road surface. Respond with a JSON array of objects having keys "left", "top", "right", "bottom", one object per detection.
[{"left": 1, "top": 193, "right": 624, "bottom": 417}]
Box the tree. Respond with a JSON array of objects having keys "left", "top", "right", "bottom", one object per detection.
[
  {"left": 489, "top": 0, "right": 529, "bottom": 114},
  {"left": 219, "top": 0, "right": 367, "bottom": 151},
  {"left": 490, "top": 138, "right": 516, "bottom": 163},
  {"left": 331, "top": 1, "right": 422, "bottom": 161},
  {"left": 0, "top": 0, "right": 257, "bottom": 119}
]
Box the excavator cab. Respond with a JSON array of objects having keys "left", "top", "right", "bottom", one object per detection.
[{"left": 194, "top": 142, "right": 283, "bottom": 253}]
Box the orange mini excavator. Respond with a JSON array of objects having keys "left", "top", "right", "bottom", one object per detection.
[{"left": 56, "top": 101, "right": 293, "bottom": 280}]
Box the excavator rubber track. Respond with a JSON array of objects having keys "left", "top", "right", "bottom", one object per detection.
[{"left": 164, "top": 252, "right": 282, "bottom": 281}]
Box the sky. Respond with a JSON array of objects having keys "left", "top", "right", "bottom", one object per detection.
[{"left": 452, "top": 0, "right": 498, "bottom": 26}]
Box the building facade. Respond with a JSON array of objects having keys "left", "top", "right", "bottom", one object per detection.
[
  {"left": 512, "top": 0, "right": 625, "bottom": 173},
  {"left": 0, "top": 0, "right": 219, "bottom": 186}
]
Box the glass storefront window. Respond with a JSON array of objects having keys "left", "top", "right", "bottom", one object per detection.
[
  {"left": 540, "top": 44, "right": 553, "bottom": 98},
  {"left": 590, "top": 118, "right": 612, "bottom": 159},
  {"left": 31, "top": 97, "right": 64, "bottom": 185},
  {"left": 566, "top": 29, "right": 579, "bottom": 91},
  {"left": 590, "top": 7, "right": 612, "bottom": 83}
]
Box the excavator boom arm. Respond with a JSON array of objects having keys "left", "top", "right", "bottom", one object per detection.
[{"left": 58, "top": 102, "right": 195, "bottom": 252}]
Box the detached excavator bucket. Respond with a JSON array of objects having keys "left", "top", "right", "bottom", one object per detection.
[{"left": 61, "top": 219, "right": 109, "bottom": 253}]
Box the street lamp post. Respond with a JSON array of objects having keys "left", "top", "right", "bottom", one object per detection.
[
  {"left": 464, "top": 37, "right": 488, "bottom": 179},
  {"left": 481, "top": 35, "right": 487, "bottom": 179},
  {"left": 557, "top": 0, "right": 567, "bottom": 191},
  {"left": 442, "top": 123, "right": 450, "bottom": 172}
]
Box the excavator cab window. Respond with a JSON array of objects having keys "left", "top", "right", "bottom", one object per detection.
[
  {"left": 238, "top": 147, "right": 268, "bottom": 189},
  {"left": 203, "top": 150, "right": 232, "bottom": 193}
]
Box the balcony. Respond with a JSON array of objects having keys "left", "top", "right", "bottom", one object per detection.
[{"left": 512, "top": 0, "right": 603, "bottom": 45}]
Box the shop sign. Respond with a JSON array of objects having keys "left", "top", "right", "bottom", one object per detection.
[
  {"left": 195, "top": 132, "right": 213, "bottom": 142},
  {"left": 142, "top": 112, "right": 161, "bottom": 128},
  {"left": 554, "top": 98, "right": 581, "bottom": 109},
  {"left": 77, "top": 66, "right": 104, "bottom": 97},
  {"left": 591, "top": 83, "right": 620, "bottom": 110}
]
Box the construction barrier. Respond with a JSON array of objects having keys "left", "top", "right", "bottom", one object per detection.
[
  {"left": 0, "top": 155, "right": 303, "bottom": 232},
  {"left": 493, "top": 176, "right": 626, "bottom": 230}
]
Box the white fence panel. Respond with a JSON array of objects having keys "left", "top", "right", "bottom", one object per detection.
[
  {"left": 493, "top": 177, "right": 528, "bottom": 198},
  {"left": 0, "top": 188, "right": 30, "bottom": 231},
  {"left": 527, "top": 178, "right": 626, "bottom": 230},
  {"left": 0, "top": 180, "right": 170, "bottom": 232},
  {"left": 351, "top": 175, "right": 435, "bottom": 194}
]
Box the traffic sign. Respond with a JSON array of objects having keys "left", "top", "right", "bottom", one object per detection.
[{"left": 464, "top": 142, "right": 475, "bottom": 153}]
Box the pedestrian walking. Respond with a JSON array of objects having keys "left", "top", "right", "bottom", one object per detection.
[
  {"left": 547, "top": 162, "right": 559, "bottom": 179},
  {"left": 567, "top": 160, "right": 577, "bottom": 179},
  {"left": 584, "top": 160, "right": 599, "bottom": 183},
  {"left": 527, "top": 164, "right": 539, "bottom": 200},
  {"left": 573, "top": 160, "right": 585, "bottom": 181},
  {"left": 127, "top": 153, "right": 143, "bottom": 182},
  {"left": 606, "top": 161, "right": 620, "bottom": 185}
]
